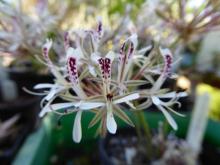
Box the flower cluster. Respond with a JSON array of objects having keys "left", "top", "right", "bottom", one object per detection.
[
  {"left": 0, "top": 0, "right": 66, "bottom": 56},
  {"left": 33, "top": 19, "right": 187, "bottom": 143}
]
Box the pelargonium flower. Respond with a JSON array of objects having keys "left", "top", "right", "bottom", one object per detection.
[
  {"left": 137, "top": 47, "right": 187, "bottom": 130},
  {"left": 32, "top": 20, "right": 188, "bottom": 143}
]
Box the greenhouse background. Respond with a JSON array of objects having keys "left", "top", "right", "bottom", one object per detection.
[{"left": 0, "top": 0, "right": 220, "bottom": 164}]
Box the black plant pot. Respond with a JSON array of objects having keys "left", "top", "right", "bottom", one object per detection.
[
  {"left": 0, "top": 69, "right": 51, "bottom": 164},
  {"left": 0, "top": 92, "right": 41, "bottom": 164},
  {"left": 8, "top": 69, "right": 53, "bottom": 94}
]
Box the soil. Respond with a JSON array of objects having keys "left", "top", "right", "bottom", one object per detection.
[{"left": 102, "top": 131, "right": 220, "bottom": 165}]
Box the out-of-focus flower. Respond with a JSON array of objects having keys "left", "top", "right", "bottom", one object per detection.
[{"left": 0, "top": 0, "right": 67, "bottom": 58}]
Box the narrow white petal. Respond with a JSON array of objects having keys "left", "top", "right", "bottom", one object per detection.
[
  {"left": 151, "top": 96, "right": 161, "bottom": 105},
  {"left": 50, "top": 103, "right": 78, "bottom": 110},
  {"left": 106, "top": 110, "right": 117, "bottom": 134},
  {"left": 157, "top": 92, "right": 176, "bottom": 98},
  {"left": 176, "top": 92, "right": 188, "bottom": 97},
  {"left": 73, "top": 111, "right": 82, "bottom": 143},
  {"left": 34, "top": 83, "right": 54, "bottom": 89},
  {"left": 39, "top": 104, "right": 51, "bottom": 118},
  {"left": 113, "top": 93, "right": 140, "bottom": 104},
  {"left": 166, "top": 106, "right": 186, "bottom": 117},
  {"left": 157, "top": 105, "right": 178, "bottom": 130},
  {"left": 158, "top": 92, "right": 188, "bottom": 98},
  {"left": 45, "top": 88, "right": 58, "bottom": 101},
  {"left": 79, "top": 102, "right": 105, "bottom": 110}
]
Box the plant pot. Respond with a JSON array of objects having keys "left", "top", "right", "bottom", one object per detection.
[
  {"left": 0, "top": 93, "right": 40, "bottom": 164},
  {"left": 0, "top": 76, "right": 41, "bottom": 163},
  {"left": 8, "top": 69, "right": 53, "bottom": 94}
]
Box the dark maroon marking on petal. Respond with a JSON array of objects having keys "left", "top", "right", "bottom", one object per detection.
[
  {"left": 128, "top": 42, "right": 134, "bottom": 59},
  {"left": 163, "top": 54, "right": 172, "bottom": 77},
  {"left": 42, "top": 47, "right": 52, "bottom": 65},
  {"left": 97, "top": 21, "right": 102, "bottom": 36},
  {"left": 42, "top": 47, "right": 47, "bottom": 56},
  {"left": 67, "top": 57, "right": 79, "bottom": 84},
  {"left": 119, "top": 42, "right": 126, "bottom": 62},
  {"left": 98, "top": 57, "right": 111, "bottom": 79}
]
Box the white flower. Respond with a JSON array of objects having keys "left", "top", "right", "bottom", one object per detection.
[{"left": 151, "top": 91, "right": 187, "bottom": 130}]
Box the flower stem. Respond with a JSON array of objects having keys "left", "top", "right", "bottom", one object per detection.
[{"left": 136, "top": 111, "right": 153, "bottom": 159}]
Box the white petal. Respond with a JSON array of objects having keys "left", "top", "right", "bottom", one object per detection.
[
  {"left": 79, "top": 102, "right": 105, "bottom": 110},
  {"left": 113, "top": 93, "right": 140, "bottom": 104},
  {"left": 73, "top": 111, "right": 82, "bottom": 143},
  {"left": 45, "top": 88, "right": 58, "bottom": 101},
  {"left": 176, "top": 92, "right": 188, "bottom": 97},
  {"left": 151, "top": 96, "right": 161, "bottom": 105},
  {"left": 39, "top": 103, "right": 51, "bottom": 118},
  {"left": 157, "top": 105, "right": 178, "bottom": 130},
  {"left": 157, "top": 92, "right": 188, "bottom": 98},
  {"left": 34, "top": 83, "right": 54, "bottom": 89},
  {"left": 50, "top": 102, "right": 78, "bottom": 110},
  {"left": 106, "top": 51, "right": 115, "bottom": 62},
  {"left": 106, "top": 110, "right": 117, "bottom": 134}
]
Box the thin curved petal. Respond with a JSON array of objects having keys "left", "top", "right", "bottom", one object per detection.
[
  {"left": 73, "top": 111, "right": 82, "bottom": 143},
  {"left": 34, "top": 83, "right": 54, "bottom": 89},
  {"left": 151, "top": 96, "right": 161, "bottom": 105},
  {"left": 44, "top": 86, "right": 64, "bottom": 101},
  {"left": 113, "top": 93, "right": 139, "bottom": 104},
  {"left": 79, "top": 102, "right": 105, "bottom": 110},
  {"left": 50, "top": 102, "right": 78, "bottom": 110},
  {"left": 157, "top": 91, "right": 187, "bottom": 98},
  {"left": 157, "top": 104, "right": 178, "bottom": 130},
  {"left": 39, "top": 104, "right": 50, "bottom": 118}
]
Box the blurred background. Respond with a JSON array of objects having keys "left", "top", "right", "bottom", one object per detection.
[{"left": 0, "top": 0, "right": 220, "bottom": 164}]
